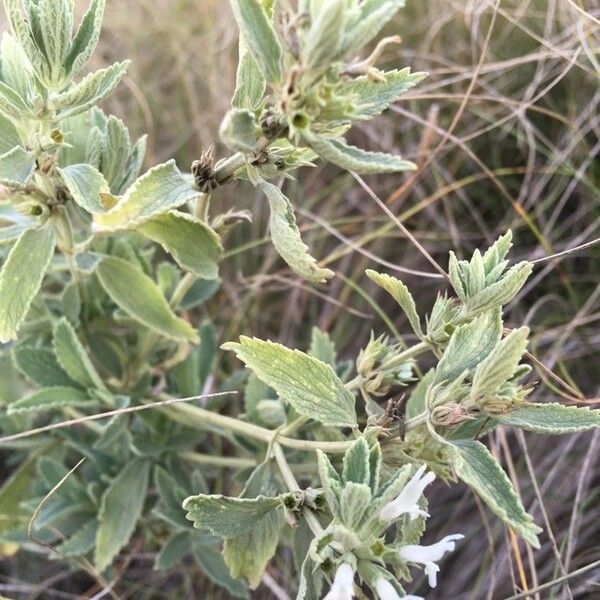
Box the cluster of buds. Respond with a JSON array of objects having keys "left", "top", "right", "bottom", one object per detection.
[
  {"left": 304, "top": 439, "right": 463, "bottom": 599},
  {"left": 356, "top": 334, "right": 414, "bottom": 397}
]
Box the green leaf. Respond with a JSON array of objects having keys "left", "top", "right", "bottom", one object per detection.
[
  {"left": 64, "top": 0, "right": 106, "bottom": 76},
  {"left": 53, "top": 317, "right": 105, "bottom": 390},
  {"left": 223, "top": 336, "right": 357, "bottom": 427},
  {"left": 232, "top": 38, "right": 265, "bottom": 109},
  {"left": 406, "top": 369, "right": 433, "bottom": 420},
  {"left": 452, "top": 440, "right": 541, "bottom": 548},
  {"left": 137, "top": 211, "right": 223, "bottom": 279},
  {"left": 302, "top": 131, "right": 416, "bottom": 174},
  {"left": 308, "top": 327, "right": 337, "bottom": 367},
  {"left": 497, "top": 403, "right": 600, "bottom": 434},
  {"left": 39, "top": 0, "right": 72, "bottom": 80},
  {"left": 0, "top": 146, "right": 36, "bottom": 188},
  {"left": 93, "top": 160, "right": 197, "bottom": 232},
  {"left": 53, "top": 61, "right": 130, "bottom": 118},
  {"left": 1, "top": 33, "right": 33, "bottom": 103},
  {"left": 0, "top": 113, "right": 21, "bottom": 155},
  {"left": 317, "top": 450, "right": 342, "bottom": 515},
  {"left": 58, "top": 163, "right": 110, "bottom": 214},
  {"left": 342, "top": 437, "right": 370, "bottom": 485},
  {"left": 95, "top": 256, "right": 198, "bottom": 343},
  {"left": 183, "top": 493, "right": 283, "bottom": 538},
  {"left": 366, "top": 269, "right": 423, "bottom": 338},
  {"left": 12, "top": 346, "right": 76, "bottom": 388},
  {"left": 220, "top": 108, "right": 260, "bottom": 152},
  {"left": 0, "top": 79, "right": 31, "bottom": 119},
  {"left": 95, "top": 457, "right": 150, "bottom": 572},
  {"left": 471, "top": 327, "right": 529, "bottom": 399},
  {"left": 262, "top": 181, "right": 334, "bottom": 283},
  {"left": 7, "top": 386, "right": 91, "bottom": 415},
  {"left": 155, "top": 531, "right": 191, "bottom": 571},
  {"left": 434, "top": 310, "right": 502, "bottom": 384},
  {"left": 56, "top": 519, "right": 98, "bottom": 558},
  {"left": 342, "top": 68, "right": 426, "bottom": 118},
  {"left": 339, "top": 482, "right": 371, "bottom": 529},
  {"left": 302, "top": 0, "right": 346, "bottom": 71},
  {"left": 229, "top": 0, "right": 283, "bottom": 83},
  {"left": 0, "top": 224, "right": 55, "bottom": 343}
]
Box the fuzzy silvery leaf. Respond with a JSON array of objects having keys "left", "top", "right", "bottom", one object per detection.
[
  {"left": 100, "top": 115, "right": 131, "bottom": 189},
  {"left": 406, "top": 369, "right": 434, "bottom": 420},
  {"left": 64, "top": 0, "right": 106, "bottom": 77},
  {"left": 53, "top": 61, "right": 129, "bottom": 118},
  {"left": 0, "top": 76, "right": 32, "bottom": 119},
  {"left": 0, "top": 220, "right": 31, "bottom": 245},
  {"left": 471, "top": 327, "right": 529, "bottom": 401},
  {"left": 342, "top": 0, "right": 406, "bottom": 55},
  {"left": 0, "top": 224, "right": 55, "bottom": 343},
  {"left": 0, "top": 146, "right": 36, "bottom": 188},
  {"left": 342, "top": 437, "right": 371, "bottom": 485},
  {"left": 183, "top": 494, "right": 283, "bottom": 538},
  {"left": 302, "top": 131, "right": 416, "bottom": 174},
  {"left": 12, "top": 346, "right": 76, "bottom": 388},
  {"left": 222, "top": 461, "right": 283, "bottom": 588},
  {"left": 220, "top": 108, "right": 261, "bottom": 152},
  {"left": 3, "top": 0, "right": 41, "bottom": 72},
  {"left": 53, "top": 317, "right": 105, "bottom": 390},
  {"left": 93, "top": 160, "right": 197, "bottom": 232},
  {"left": 1, "top": 33, "right": 33, "bottom": 102},
  {"left": 113, "top": 134, "right": 147, "bottom": 194},
  {"left": 223, "top": 336, "right": 357, "bottom": 427},
  {"left": 95, "top": 457, "right": 151, "bottom": 572},
  {"left": 340, "top": 481, "right": 371, "bottom": 529},
  {"left": 434, "top": 309, "right": 502, "bottom": 384},
  {"left": 137, "top": 211, "right": 223, "bottom": 279},
  {"left": 497, "top": 403, "right": 600, "bottom": 434},
  {"left": 308, "top": 327, "right": 337, "bottom": 367},
  {"left": 342, "top": 68, "right": 427, "bottom": 118},
  {"left": 229, "top": 0, "right": 283, "bottom": 83},
  {"left": 366, "top": 269, "right": 423, "bottom": 338},
  {"left": 302, "top": 0, "right": 346, "bottom": 71},
  {"left": 95, "top": 256, "right": 198, "bottom": 343},
  {"left": 38, "top": 0, "right": 72, "bottom": 85},
  {"left": 57, "top": 519, "right": 98, "bottom": 558},
  {"left": 262, "top": 181, "right": 334, "bottom": 282},
  {"left": 7, "top": 386, "right": 92, "bottom": 415},
  {"left": 452, "top": 440, "right": 541, "bottom": 548},
  {"left": 232, "top": 41, "right": 265, "bottom": 109},
  {"left": 317, "top": 449, "right": 343, "bottom": 516},
  {"left": 0, "top": 114, "right": 21, "bottom": 155},
  {"left": 58, "top": 163, "right": 110, "bottom": 214}
]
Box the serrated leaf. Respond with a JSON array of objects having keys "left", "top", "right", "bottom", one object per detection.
[
  {"left": 262, "top": 181, "right": 334, "bottom": 283},
  {"left": 342, "top": 437, "right": 370, "bottom": 485},
  {"left": 95, "top": 256, "right": 198, "bottom": 343},
  {"left": 366, "top": 269, "right": 423, "bottom": 338},
  {"left": 471, "top": 327, "right": 529, "bottom": 399},
  {"left": 317, "top": 449, "right": 343, "bottom": 515},
  {"left": 229, "top": 0, "right": 282, "bottom": 83},
  {"left": 308, "top": 327, "right": 337, "bottom": 367},
  {"left": 7, "top": 386, "right": 91, "bottom": 414},
  {"left": 452, "top": 440, "right": 541, "bottom": 548},
  {"left": 0, "top": 146, "right": 36, "bottom": 188},
  {"left": 434, "top": 310, "right": 502, "bottom": 384},
  {"left": 0, "top": 224, "right": 55, "bottom": 343},
  {"left": 58, "top": 163, "right": 110, "bottom": 214},
  {"left": 302, "top": 131, "right": 416, "bottom": 174},
  {"left": 53, "top": 317, "right": 105, "bottom": 390},
  {"left": 12, "top": 346, "right": 76, "bottom": 388},
  {"left": 95, "top": 458, "right": 150, "bottom": 572},
  {"left": 497, "top": 403, "right": 600, "bottom": 434},
  {"left": 302, "top": 0, "right": 346, "bottom": 70},
  {"left": 53, "top": 61, "right": 129, "bottom": 118},
  {"left": 183, "top": 494, "right": 283, "bottom": 538},
  {"left": 137, "top": 211, "right": 223, "bottom": 279},
  {"left": 223, "top": 336, "right": 357, "bottom": 427},
  {"left": 39, "top": 0, "right": 72, "bottom": 81},
  {"left": 342, "top": 68, "right": 426, "bottom": 118},
  {"left": 93, "top": 160, "right": 197, "bottom": 232},
  {"left": 339, "top": 482, "right": 371, "bottom": 529},
  {"left": 56, "top": 519, "right": 98, "bottom": 557},
  {"left": 64, "top": 0, "right": 105, "bottom": 76}
]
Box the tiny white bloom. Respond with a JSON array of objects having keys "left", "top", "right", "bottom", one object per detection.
[
  {"left": 404, "top": 597, "right": 425, "bottom": 600},
  {"left": 399, "top": 533, "right": 464, "bottom": 588},
  {"left": 379, "top": 465, "right": 435, "bottom": 521},
  {"left": 375, "top": 577, "right": 401, "bottom": 600},
  {"left": 323, "top": 563, "right": 355, "bottom": 600}
]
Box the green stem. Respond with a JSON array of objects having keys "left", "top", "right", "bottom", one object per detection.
[
  {"left": 380, "top": 341, "right": 430, "bottom": 371},
  {"left": 179, "top": 452, "right": 256, "bottom": 469},
  {"left": 405, "top": 410, "right": 429, "bottom": 429}
]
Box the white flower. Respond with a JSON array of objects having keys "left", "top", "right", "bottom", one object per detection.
[
  {"left": 375, "top": 578, "right": 401, "bottom": 600},
  {"left": 379, "top": 465, "right": 435, "bottom": 521},
  {"left": 323, "top": 563, "right": 355, "bottom": 600},
  {"left": 399, "top": 534, "right": 464, "bottom": 588}
]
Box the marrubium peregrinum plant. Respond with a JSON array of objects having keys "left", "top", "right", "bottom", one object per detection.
[{"left": 0, "top": 0, "right": 599, "bottom": 598}]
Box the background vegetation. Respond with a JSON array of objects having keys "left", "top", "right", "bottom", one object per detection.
[{"left": 1, "top": 0, "right": 599, "bottom": 598}]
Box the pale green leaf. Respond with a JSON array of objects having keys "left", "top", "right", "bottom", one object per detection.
[
  {"left": 7, "top": 386, "right": 91, "bottom": 415},
  {"left": 57, "top": 519, "right": 98, "bottom": 558},
  {"left": 95, "top": 458, "right": 150, "bottom": 572},
  {"left": 262, "top": 181, "right": 334, "bottom": 282},
  {"left": 12, "top": 346, "right": 76, "bottom": 388},
  {"left": 302, "top": 0, "right": 346, "bottom": 70},
  {"left": 64, "top": 0, "right": 106, "bottom": 76},
  {"left": 223, "top": 336, "right": 357, "bottom": 427},
  {"left": 342, "top": 437, "right": 370, "bottom": 485},
  {"left": 406, "top": 369, "right": 434, "bottom": 420},
  {"left": 39, "top": 0, "right": 72, "bottom": 79},
  {"left": 308, "top": 327, "right": 337, "bottom": 367},
  {"left": 155, "top": 531, "right": 191, "bottom": 571},
  {"left": 232, "top": 39, "right": 265, "bottom": 109},
  {"left": 497, "top": 403, "right": 600, "bottom": 434},
  {"left": 96, "top": 256, "right": 198, "bottom": 343},
  {"left": 0, "top": 146, "right": 36, "bottom": 188},
  {"left": 93, "top": 160, "right": 197, "bottom": 232},
  {"left": 229, "top": 0, "right": 283, "bottom": 83},
  {"left": 302, "top": 131, "right": 416, "bottom": 174},
  {"left": 220, "top": 108, "right": 260, "bottom": 152},
  {"left": 137, "top": 211, "right": 223, "bottom": 279},
  {"left": 0, "top": 113, "right": 21, "bottom": 155},
  {"left": 366, "top": 269, "right": 423, "bottom": 337},
  {"left": 452, "top": 440, "right": 541, "bottom": 548},
  {"left": 0, "top": 79, "right": 31, "bottom": 118},
  {"left": 53, "top": 317, "right": 105, "bottom": 390},
  {"left": 1, "top": 33, "right": 33, "bottom": 102},
  {"left": 0, "top": 224, "right": 55, "bottom": 343},
  {"left": 58, "top": 163, "right": 110, "bottom": 214},
  {"left": 340, "top": 482, "right": 371, "bottom": 529}
]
